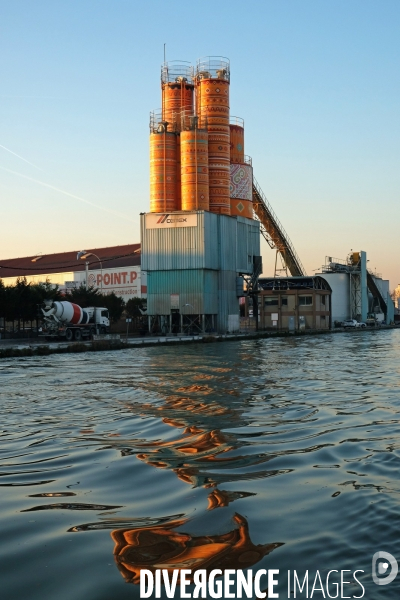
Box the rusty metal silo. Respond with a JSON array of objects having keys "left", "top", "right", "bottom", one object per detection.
[
  {"left": 149, "top": 113, "right": 178, "bottom": 213},
  {"left": 176, "top": 132, "right": 181, "bottom": 210},
  {"left": 229, "top": 117, "right": 253, "bottom": 219},
  {"left": 161, "top": 62, "right": 194, "bottom": 133},
  {"left": 181, "top": 120, "right": 209, "bottom": 211},
  {"left": 196, "top": 57, "right": 231, "bottom": 215},
  {"left": 230, "top": 117, "right": 245, "bottom": 164}
]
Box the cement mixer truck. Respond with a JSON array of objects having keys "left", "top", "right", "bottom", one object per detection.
[{"left": 40, "top": 300, "right": 110, "bottom": 341}]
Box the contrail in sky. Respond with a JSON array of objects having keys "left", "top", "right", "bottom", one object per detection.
[
  {"left": 0, "top": 166, "right": 138, "bottom": 224},
  {"left": 0, "top": 144, "right": 44, "bottom": 171}
]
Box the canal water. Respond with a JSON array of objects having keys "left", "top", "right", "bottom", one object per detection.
[{"left": 1, "top": 331, "right": 400, "bottom": 599}]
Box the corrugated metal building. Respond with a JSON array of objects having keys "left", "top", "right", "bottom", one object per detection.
[{"left": 141, "top": 211, "right": 260, "bottom": 334}]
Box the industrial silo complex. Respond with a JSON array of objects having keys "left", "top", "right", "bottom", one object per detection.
[
  {"left": 142, "top": 57, "right": 261, "bottom": 334},
  {"left": 0, "top": 56, "right": 396, "bottom": 337}
]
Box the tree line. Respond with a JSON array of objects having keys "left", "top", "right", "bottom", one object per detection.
[{"left": 0, "top": 277, "right": 146, "bottom": 333}]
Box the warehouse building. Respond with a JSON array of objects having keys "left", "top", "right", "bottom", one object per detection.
[{"left": 0, "top": 244, "right": 146, "bottom": 301}]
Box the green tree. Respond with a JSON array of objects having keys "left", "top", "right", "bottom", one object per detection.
[
  {"left": 125, "top": 297, "right": 146, "bottom": 318},
  {"left": 34, "top": 280, "right": 62, "bottom": 303},
  {"left": 13, "top": 278, "right": 35, "bottom": 327},
  {"left": 65, "top": 284, "right": 102, "bottom": 308},
  {"left": 0, "top": 279, "right": 6, "bottom": 328},
  {"left": 101, "top": 292, "right": 125, "bottom": 323}
]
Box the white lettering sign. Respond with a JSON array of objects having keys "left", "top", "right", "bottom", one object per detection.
[
  {"left": 83, "top": 267, "right": 144, "bottom": 300},
  {"left": 146, "top": 213, "right": 198, "bottom": 229}
]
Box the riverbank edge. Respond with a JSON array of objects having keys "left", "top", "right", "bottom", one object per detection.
[{"left": 0, "top": 325, "right": 395, "bottom": 359}]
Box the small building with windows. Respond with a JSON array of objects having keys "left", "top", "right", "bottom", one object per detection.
[{"left": 258, "top": 276, "right": 332, "bottom": 331}]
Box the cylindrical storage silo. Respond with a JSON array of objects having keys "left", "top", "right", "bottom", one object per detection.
[
  {"left": 208, "top": 127, "right": 231, "bottom": 214},
  {"left": 161, "top": 62, "right": 194, "bottom": 133},
  {"left": 175, "top": 133, "right": 181, "bottom": 210},
  {"left": 229, "top": 117, "right": 252, "bottom": 218},
  {"left": 197, "top": 78, "right": 230, "bottom": 129},
  {"left": 198, "top": 78, "right": 230, "bottom": 214},
  {"left": 149, "top": 131, "right": 179, "bottom": 213},
  {"left": 230, "top": 160, "right": 254, "bottom": 219},
  {"left": 162, "top": 82, "right": 194, "bottom": 132},
  {"left": 196, "top": 58, "right": 231, "bottom": 215},
  {"left": 181, "top": 129, "right": 209, "bottom": 211},
  {"left": 230, "top": 117, "right": 245, "bottom": 164}
]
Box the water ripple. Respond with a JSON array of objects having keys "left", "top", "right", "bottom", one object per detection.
[{"left": 1, "top": 332, "right": 400, "bottom": 598}]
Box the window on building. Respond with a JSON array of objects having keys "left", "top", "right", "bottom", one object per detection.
[
  {"left": 299, "top": 296, "right": 313, "bottom": 306},
  {"left": 264, "top": 297, "right": 279, "bottom": 306},
  {"left": 281, "top": 297, "right": 288, "bottom": 306},
  {"left": 321, "top": 294, "right": 326, "bottom": 305}
]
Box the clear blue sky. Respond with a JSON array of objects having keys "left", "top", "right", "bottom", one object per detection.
[{"left": 1, "top": 0, "right": 399, "bottom": 285}]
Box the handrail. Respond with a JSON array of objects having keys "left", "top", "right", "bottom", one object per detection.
[{"left": 252, "top": 176, "right": 306, "bottom": 277}]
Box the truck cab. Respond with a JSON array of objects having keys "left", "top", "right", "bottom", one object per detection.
[{"left": 94, "top": 307, "right": 110, "bottom": 329}]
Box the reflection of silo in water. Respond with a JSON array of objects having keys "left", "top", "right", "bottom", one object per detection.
[
  {"left": 181, "top": 122, "right": 209, "bottom": 211},
  {"left": 197, "top": 58, "right": 231, "bottom": 215},
  {"left": 161, "top": 61, "right": 194, "bottom": 133},
  {"left": 229, "top": 117, "right": 253, "bottom": 219},
  {"left": 111, "top": 513, "right": 281, "bottom": 586},
  {"left": 149, "top": 118, "right": 178, "bottom": 213}
]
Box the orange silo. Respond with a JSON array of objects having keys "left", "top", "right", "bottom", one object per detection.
[
  {"left": 196, "top": 58, "right": 231, "bottom": 215},
  {"left": 230, "top": 117, "right": 245, "bottom": 164},
  {"left": 181, "top": 123, "right": 209, "bottom": 211},
  {"left": 149, "top": 115, "right": 179, "bottom": 213},
  {"left": 175, "top": 132, "right": 181, "bottom": 210},
  {"left": 162, "top": 62, "right": 194, "bottom": 133},
  {"left": 229, "top": 117, "right": 253, "bottom": 219}
]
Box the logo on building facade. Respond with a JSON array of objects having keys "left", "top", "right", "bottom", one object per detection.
[{"left": 146, "top": 213, "right": 198, "bottom": 229}]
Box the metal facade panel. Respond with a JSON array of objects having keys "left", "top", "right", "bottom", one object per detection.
[
  {"left": 142, "top": 212, "right": 260, "bottom": 274},
  {"left": 203, "top": 270, "right": 219, "bottom": 314},
  {"left": 250, "top": 222, "right": 261, "bottom": 257},
  {"left": 235, "top": 217, "right": 261, "bottom": 274},
  {"left": 141, "top": 212, "right": 222, "bottom": 271},
  {"left": 203, "top": 211, "right": 220, "bottom": 270},
  {"left": 320, "top": 273, "right": 350, "bottom": 323},
  {"left": 147, "top": 269, "right": 218, "bottom": 315},
  {"left": 142, "top": 221, "right": 205, "bottom": 271},
  {"left": 219, "top": 214, "right": 237, "bottom": 271},
  {"left": 217, "top": 270, "right": 240, "bottom": 332},
  {"left": 236, "top": 221, "right": 248, "bottom": 272}
]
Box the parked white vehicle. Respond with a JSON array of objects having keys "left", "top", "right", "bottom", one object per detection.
[{"left": 342, "top": 319, "right": 366, "bottom": 328}]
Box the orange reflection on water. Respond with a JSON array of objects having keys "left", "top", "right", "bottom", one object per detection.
[{"left": 111, "top": 513, "right": 281, "bottom": 585}]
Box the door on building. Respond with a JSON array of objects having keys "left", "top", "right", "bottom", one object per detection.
[{"left": 171, "top": 309, "right": 180, "bottom": 335}]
